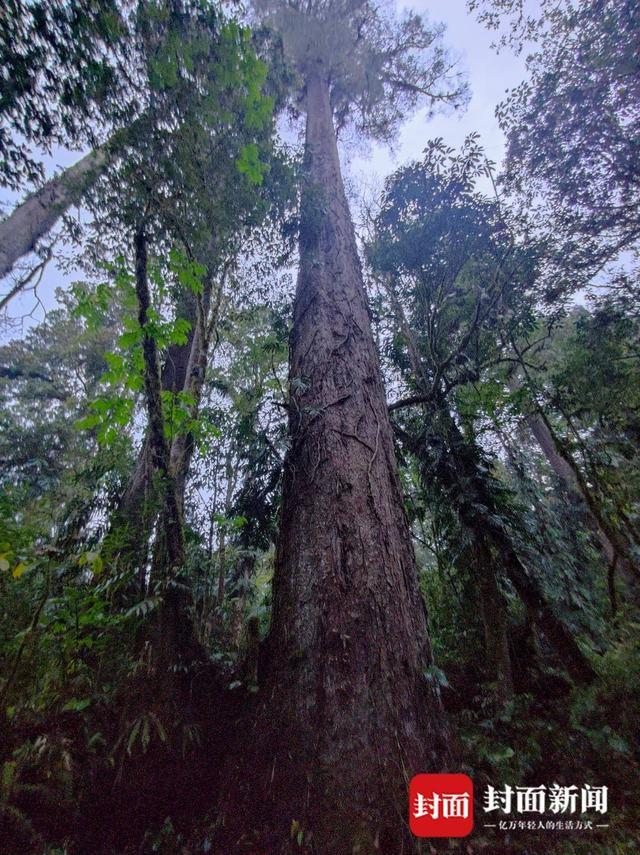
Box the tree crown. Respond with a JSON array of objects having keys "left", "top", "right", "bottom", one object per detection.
[{"left": 252, "top": 0, "right": 468, "bottom": 140}]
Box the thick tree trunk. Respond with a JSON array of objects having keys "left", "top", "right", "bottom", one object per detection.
[
  {"left": 218, "top": 67, "right": 451, "bottom": 853},
  {"left": 0, "top": 149, "right": 105, "bottom": 282}
]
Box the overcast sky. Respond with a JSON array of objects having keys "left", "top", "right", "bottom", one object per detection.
[
  {"left": 360, "top": 0, "right": 526, "bottom": 175},
  {"left": 1, "top": 0, "right": 528, "bottom": 334}
]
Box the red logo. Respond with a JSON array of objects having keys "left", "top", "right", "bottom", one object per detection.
[{"left": 409, "top": 773, "right": 474, "bottom": 837}]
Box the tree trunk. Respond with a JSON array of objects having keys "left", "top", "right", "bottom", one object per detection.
[
  {"left": 133, "top": 226, "right": 206, "bottom": 682},
  {"left": 394, "top": 410, "right": 596, "bottom": 685},
  {"left": 442, "top": 411, "right": 596, "bottom": 684},
  {"left": 217, "top": 66, "right": 451, "bottom": 853},
  {"left": 103, "top": 317, "right": 197, "bottom": 597},
  {"left": 476, "top": 540, "right": 514, "bottom": 704},
  {"left": 449, "top": 424, "right": 596, "bottom": 684},
  {"left": 524, "top": 408, "right": 638, "bottom": 583},
  {"left": 485, "top": 521, "right": 595, "bottom": 684},
  {"left": 0, "top": 149, "right": 105, "bottom": 282},
  {"left": 105, "top": 274, "right": 221, "bottom": 599}
]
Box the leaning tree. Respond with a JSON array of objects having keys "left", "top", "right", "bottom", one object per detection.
[{"left": 216, "top": 1, "right": 467, "bottom": 851}]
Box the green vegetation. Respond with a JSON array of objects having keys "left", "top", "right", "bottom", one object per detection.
[{"left": 0, "top": 0, "right": 638, "bottom": 852}]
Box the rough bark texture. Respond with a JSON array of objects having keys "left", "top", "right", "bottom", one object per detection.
[
  {"left": 218, "top": 67, "right": 451, "bottom": 853},
  {"left": 0, "top": 150, "right": 104, "bottom": 282}
]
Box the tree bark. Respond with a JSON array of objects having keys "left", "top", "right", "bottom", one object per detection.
[
  {"left": 0, "top": 149, "right": 105, "bottom": 283},
  {"left": 133, "top": 226, "right": 184, "bottom": 571},
  {"left": 103, "top": 307, "right": 198, "bottom": 596},
  {"left": 133, "top": 226, "right": 205, "bottom": 679},
  {"left": 218, "top": 66, "right": 451, "bottom": 853}
]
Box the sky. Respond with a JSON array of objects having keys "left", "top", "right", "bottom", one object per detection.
[
  {"left": 0, "top": 0, "right": 528, "bottom": 336},
  {"left": 350, "top": 0, "right": 527, "bottom": 189}
]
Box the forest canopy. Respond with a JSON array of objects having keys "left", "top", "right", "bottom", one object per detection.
[{"left": 0, "top": 0, "right": 639, "bottom": 853}]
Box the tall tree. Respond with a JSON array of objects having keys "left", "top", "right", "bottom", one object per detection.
[
  {"left": 367, "top": 142, "right": 596, "bottom": 688},
  {"left": 470, "top": 0, "right": 640, "bottom": 290},
  {"left": 218, "top": 1, "right": 466, "bottom": 850}
]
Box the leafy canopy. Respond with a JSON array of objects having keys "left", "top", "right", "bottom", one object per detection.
[
  {"left": 252, "top": 0, "right": 468, "bottom": 139},
  {"left": 471, "top": 0, "right": 640, "bottom": 285},
  {"left": 0, "top": 0, "right": 134, "bottom": 189}
]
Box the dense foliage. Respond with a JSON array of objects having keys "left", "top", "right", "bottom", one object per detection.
[{"left": 0, "top": 0, "right": 638, "bottom": 852}]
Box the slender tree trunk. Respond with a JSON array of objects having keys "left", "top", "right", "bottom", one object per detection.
[
  {"left": 132, "top": 226, "right": 208, "bottom": 681},
  {"left": 218, "top": 66, "right": 451, "bottom": 853},
  {"left": 440, "top": 409, "right": 596, "bottom": 684},
  {"left": 228, "top": 551, "right": 257, "bottom": 649},
  {"left": 476, "top": 540, "right": 514, "bottom": 704},
  {"left": 149, "top": 265, "right": 224, "bottom": 672},
  {"left": 524, "top": 408, "right": 638, "bottom": 582},
  {"left": 214, "top": 454, "right": 237, "bottom": 613},
  {"left": 104, "top": 316, "right": 197, "bottom": 596},
  {"left": 395, "top": 410, "right": 596, "bottom": 685},
  {"left": 485, "top": 521, "right": 595, "bottom": 684},
  {"left": 0, "top": 150, "right": 105, "bottom": 283},
  {"left": 168, "top": 272, "right": 223, "bottom": 508},
  {"left": 105, "top": 271, "right": 222, "bottom": 600}
]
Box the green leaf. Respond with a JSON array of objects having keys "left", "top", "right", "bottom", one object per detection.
[
  {"left": 12, "top": 562, "right": 28, "bottom": 579},
  {"left": 2, "top": 761, "right": 16, "bottom": 799},
  {"left": 488, "top": 746, "right": 515, "bottom": 763},
  {"left": 424, "top": 665, "right": 450, "bottom": 688},
  {"left": 141, "top": 716, "right": 150, "bottom": 752},
  {"left": 75, "top": 413, "right": 101, "bottom": 432},
  {"left": 236, "top": 143, "right": 266, "bottom": 186},
  {"left": 62, "top": 697, "right": 92, "bottom": 712},
  {"left": 127, "top": 718, "right": 141, "bottom": 755}
]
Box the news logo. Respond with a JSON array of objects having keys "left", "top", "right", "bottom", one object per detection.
[{"left": 409, "top": 773, "right": 474, "bottom": 837}]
